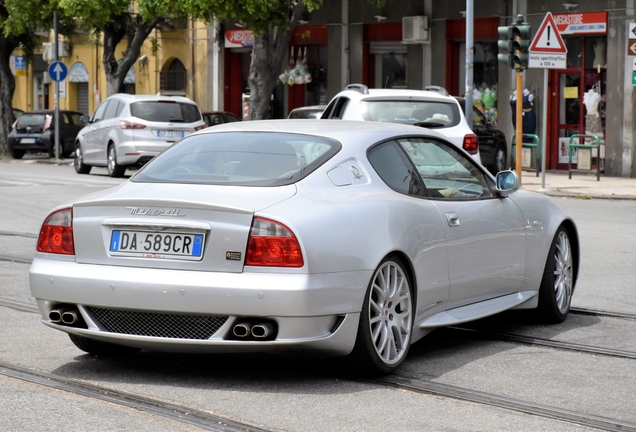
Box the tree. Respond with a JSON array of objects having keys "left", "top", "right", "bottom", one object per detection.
[
  {"left": 184, "top": 0, "right": 321, "bottom": 120},
  {"left": 0, "top": 0, "right": 65, "bottom": 153},
  {"left": 59, "top": 0, "right": 188, "bottom": 97}
]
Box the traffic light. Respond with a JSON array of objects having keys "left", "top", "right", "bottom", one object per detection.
[{"left": 497, "top": 14, "right": 532, "bottom": 70}]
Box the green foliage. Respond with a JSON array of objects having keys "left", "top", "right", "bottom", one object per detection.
[{"left": 179, "top": 0, "right": 323, "bottom": 35}]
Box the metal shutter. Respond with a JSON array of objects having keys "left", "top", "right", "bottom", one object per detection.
[{"left": 76, "top": 83, "right": 89, "bottom": 115}]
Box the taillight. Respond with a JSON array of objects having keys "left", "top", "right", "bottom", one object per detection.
[
  {"left": 36, "top": 208, "right": 74, "bottom": 255},
  {"left": 245, "top": 217, "right": 303, "bottom": 267},
  {"left": 463, "top": 134, "right": 479, "bottom": 155},
  {"left": 119, "top": 120, "right": 146, "bottom": 130},
  {"left": 194, "top": 124, "right": 207, "bottom": 131},
  {"left": 43, "top": 115, "right": 52, "bottom": 131}
]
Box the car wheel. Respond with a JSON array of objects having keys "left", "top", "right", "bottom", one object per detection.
[
  {"left": 69, "top": 334, "right": 140, "bottom": 356},
  {"left": 489, "top": 145, "right": 507, "bottom": 175},
  {"left": 348, "top": 257, "right": 413, "bottom": 375},
  {"left": 74, "top": 143, "right": 92, "bottom": 174},
  {"left": 9, "top": 149, "right": 25, "bottom": 159},
  {"left": 537, "top": 227, "right": 574, "bottom": 323},
  {"left": 107, "top": 144, "right": 125, "bottom": 178}
]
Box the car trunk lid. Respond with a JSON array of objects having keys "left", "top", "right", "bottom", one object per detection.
[{"left": 72, "top": 182, "right": 297, "bottom": 272}]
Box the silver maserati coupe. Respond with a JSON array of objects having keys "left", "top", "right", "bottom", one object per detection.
[{"left": 29, "top": 120, "right": 579, "bottom": 374}]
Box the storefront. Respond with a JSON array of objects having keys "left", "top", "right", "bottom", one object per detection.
[
  {"left": 286, "top": 25, "right": 328, "bottom": 113},
  {"left": 362, "top": 22, "right": 408, "bottom": 89},
  {"left": 445, "top": 17, "right": 501, "bottom": 127},
  {"left": 549, "top": 12, "right": 607, "bottom": 171}
]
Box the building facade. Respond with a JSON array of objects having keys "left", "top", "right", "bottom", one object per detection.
[{"left": 9, "top": 0, "right": 636, "bottom": 177}]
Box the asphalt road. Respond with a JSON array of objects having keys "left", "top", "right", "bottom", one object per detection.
[{"left": 1, "top": 158, "right": 635, "bottom": 431}]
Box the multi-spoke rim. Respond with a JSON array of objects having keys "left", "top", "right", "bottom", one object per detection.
[
  {"left": 553, "top": 231, "right": 573, "bottom": 314},
  {"left": 368, "top": 261, "right": 413, "bottom": 365},
  {"left": 108, "top": 146, "right": 116, "bottom": 174},
  {"left": 75, "top": 146, "right": 83, "bottom": 170}
]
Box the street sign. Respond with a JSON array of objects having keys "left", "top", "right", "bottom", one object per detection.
[
  {"left": 629, "top": 23, "right": 636, "bottom": 40},
  {"left": 628, "top": 40, "right": 636, "bottom": 57},
  {"left": 632, "top": 71, "right": 636, "bottom": 86},
  {"left": 529, "top": 12, "right": 567, "bottom": 69},
  {"left": 48, "top": 61, "right": 68, "bottom": 82}
]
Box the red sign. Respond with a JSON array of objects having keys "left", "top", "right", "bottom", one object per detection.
[
  {"left": 225, "top": 30, "right": 254, "bottom": 48},
  {"left": 552, "top": 12, "right": 607, "bottom": 35},
  {"left": 530, "top": 13, "right": 567, "bottom": 54}
]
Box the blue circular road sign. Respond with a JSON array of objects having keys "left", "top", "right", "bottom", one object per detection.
[{"left": 48, "top": 61, "right": 68, "bottom": 82}]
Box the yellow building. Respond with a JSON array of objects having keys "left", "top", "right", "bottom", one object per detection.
[{"left": 11, "top": 20, "right": 217, "bottom": 117}]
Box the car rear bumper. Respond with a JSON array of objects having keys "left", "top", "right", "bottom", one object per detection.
[
  {"left": 116, "top": 138, "right": 184, "bottom": 166},
  {"left": 29, "top": 258, "right": 370, "bottom": 355}
]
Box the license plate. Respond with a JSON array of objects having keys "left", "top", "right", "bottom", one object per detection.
[
  {"left": 109, "top": 230, "right": 204, "bottom": 260},
  {"left": 157, "top": 130, "right": 185, "bottom": 138},
  {"left": 21, "top": 138, "right": 36, "bottom": 144}
]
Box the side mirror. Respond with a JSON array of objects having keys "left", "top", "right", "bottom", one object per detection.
[
  {"left": 495, "top": 170, "right": 520, "bottom": 197},
  {"left": 80, "top": 115, "right": 90, "bottom": 124}
]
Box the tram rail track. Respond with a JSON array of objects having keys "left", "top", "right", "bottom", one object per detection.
[
  {"left": 1, "top": 296, "right": 636, "bottom": 431},
  {"left": 0, "top": 360, "right": 270, "bottom": 432}
]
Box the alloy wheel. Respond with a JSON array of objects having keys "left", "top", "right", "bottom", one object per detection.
[
  {"left": 368, "top": 261, "right": 413, "bottom": 365},
  {"left": 553, "top": 231, "right": 573, "bottom": 314}
]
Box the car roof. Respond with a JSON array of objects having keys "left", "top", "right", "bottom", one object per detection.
[
  {"left": 335, "top": 88, "right": 457, "bottom": 103},
  {"left": 191, "top": 119, "right": 452, "bottom": 148},
  {"left": 20, "top": 110, "right": 82, "bottom": 115},
  {"left": 107, "top": 93, "right": 197, "bottom": 104},
  {"left": 290, "top": 105, "right": 327, "bottom": 111}
]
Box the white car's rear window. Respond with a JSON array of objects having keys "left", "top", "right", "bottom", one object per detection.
[
  {"left": 132, "top": 132, "right": 341, "bottom": 186},
  {"left": 130, "top": 101, "right": 202, "bottom": 123},
  {"left": 360, "top": 100, "right": 461, "bottom": 128}
]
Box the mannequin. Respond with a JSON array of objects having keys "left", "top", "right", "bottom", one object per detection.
[
  {"left": 510, "top": 89, "right": 536, "bottom": 142},
  {"left": 592, "top": 39, "right": 606, "bottom": 70},
  {"left": 583, "top": 86, "right": 602, "bottom": 135}
]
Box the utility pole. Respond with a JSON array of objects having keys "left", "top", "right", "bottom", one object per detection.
[{"left": 54, "top": 12, "right": 60, "bottom": 161}]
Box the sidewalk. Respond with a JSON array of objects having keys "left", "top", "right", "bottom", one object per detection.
[{"left": 520, "top": 170, "right": 636, "bottom": 199}]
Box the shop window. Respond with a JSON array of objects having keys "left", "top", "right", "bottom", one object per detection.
[
  {"left": 566, "top": 38, "right": 583, "bottom": 67},
  {"left": 304, "top": 45, "right": 328, "bottom": 105},
  {"left": 457, "top": 42, "right": 499, "bottom": 126},
  {"left": 370, "top": 43, "right": 408, "bottom": 89}
]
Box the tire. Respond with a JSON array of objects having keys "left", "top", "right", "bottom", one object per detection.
[
  {"left": 69, "top": 334, "right": 140, "bottom": 356},
  {"left": 488, "top": 144, "right": 507, "bottom": 175},
  {"left": 537, "top": 227, "right": 574, "bottom": 323},
  {"left": 74, "top": 143, "right": 92, "bottom": 174},
  {"left": 9, "top": 148, "right": 25, "bottom": 159},
  {"left": 107, "top": 144, "right": 125, "bottom": 178},
  {"left": 347, "top": 257, "right": 413, "bottom": 375}
]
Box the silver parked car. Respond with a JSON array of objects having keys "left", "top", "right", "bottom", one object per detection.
[
  {"left": 74, "top": 94, "right": 207, "bottom": 177},
  {"left": 30, "top": 120, "right": 579, "bottom": 375}
]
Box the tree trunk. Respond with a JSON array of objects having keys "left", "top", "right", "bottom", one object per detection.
[
  {"left": 247, "top": 2, "right": 306, "bottom": 120},
  {"left": 101, "top": 17, "right": 162, "bottom": 97},
  {"left": 0, "top": 36, "right": 18, "bottom": 154}
]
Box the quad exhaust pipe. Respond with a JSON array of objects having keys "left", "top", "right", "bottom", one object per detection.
[
  {"left": 232, "top": 321, "right": 276, "bottom": 339},
  {"left": 49, "top": 308, "right": 69, "bottom": 323}
]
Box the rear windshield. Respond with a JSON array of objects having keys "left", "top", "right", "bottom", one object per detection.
[
  {"left": 289, "top": 109, "right": 324, "bottom": 119},
  {"left": 130, "top": 101, "right": 202, "bottom": 123},
  {"left": 17, "top": 113, "right": 49, "bottom": 127},
  {"left": 360, "top": 100, "right": 461, "bottom": 128},
  {"left": 132, "top": 132, "right": 341, "bottom": 186}
]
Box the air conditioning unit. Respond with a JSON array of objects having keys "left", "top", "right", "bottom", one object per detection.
[
  {"left": 402, "top": 16, "right": 429, "bottom": 43},
  {"left": 42, "top": 41, "right": 71, "bottom": 62}
]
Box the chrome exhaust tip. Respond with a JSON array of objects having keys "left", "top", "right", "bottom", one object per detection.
[
  {"left": 251, "top": 323, "right": 274, "bottom": 338},
  {"left": 61, "top": 310, "right": 79, "bottom": 325},
  {"left": 233, "top": 322, "right": 252, "bottom": 338},
  {"left": 49, "top": 308, "right": 67, "bottom": 323}
]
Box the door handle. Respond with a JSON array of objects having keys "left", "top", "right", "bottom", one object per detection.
[{"left": 446, "top": 212, "right": 460, "bottom": 227}]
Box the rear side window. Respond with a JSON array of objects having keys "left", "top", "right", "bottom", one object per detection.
[
  {"left": 321, "top": 97, "right": 349, "bottom": 119},
  {"left": 360, "top": 100, "right": 461, "bottom": 128},
  {"left": 132, "top": 132, "right": 341, "bottom": 186},
  {"left": 104, "top": 100, "right": 121, "bottom": 119},
  {"left": 131, "top": 102, "right": 202, "bottom": 123}
]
